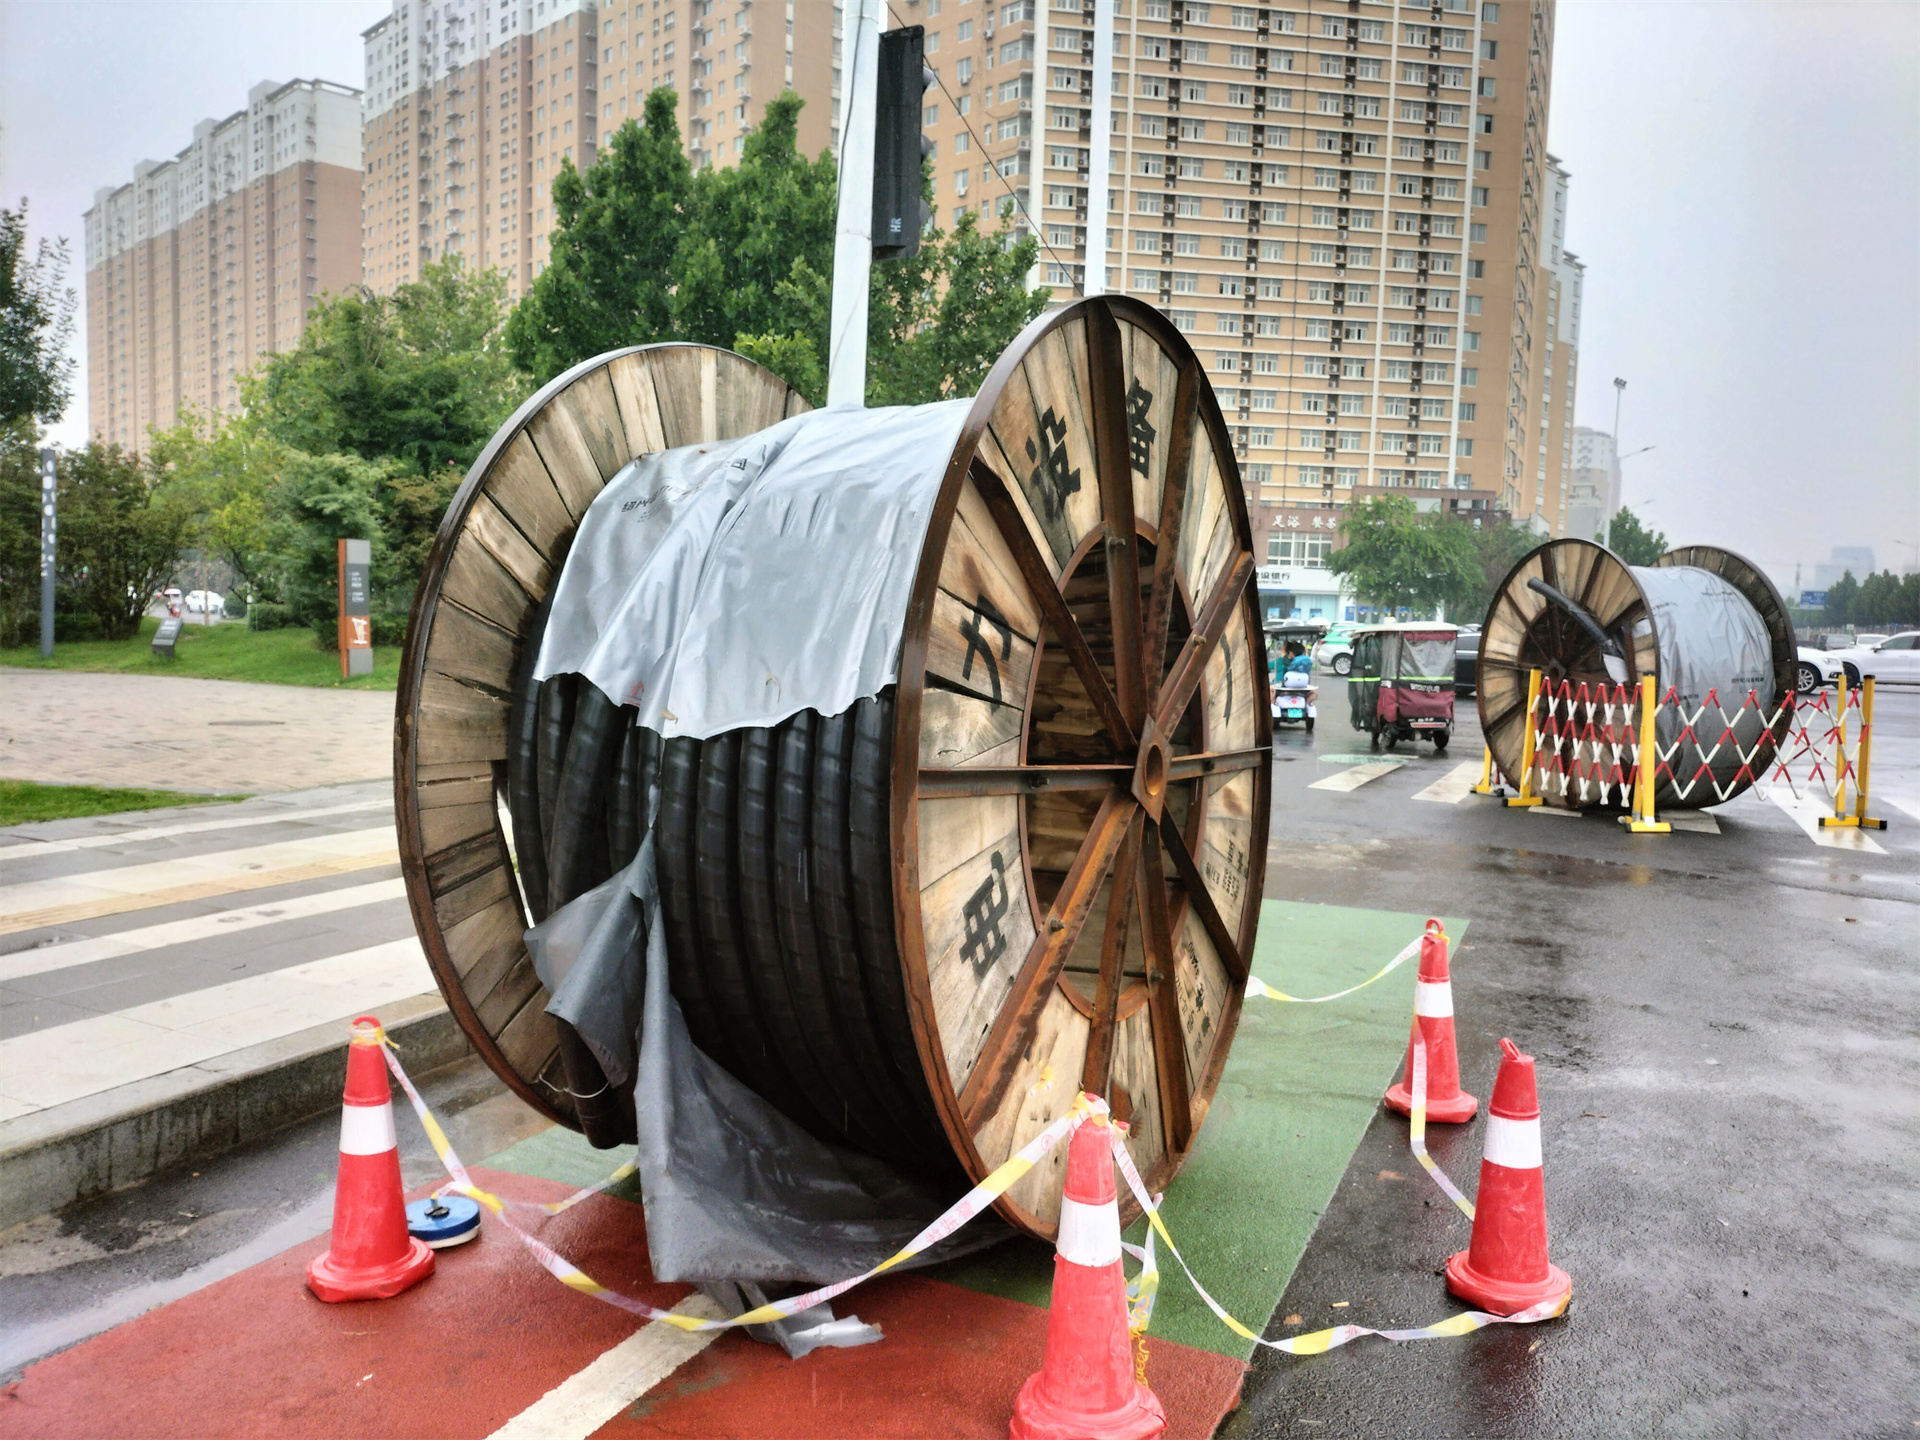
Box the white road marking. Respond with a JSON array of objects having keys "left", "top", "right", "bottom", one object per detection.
[
  {"left": 1885, "top": 795, "right": 1920, "bottom": 824},
  {"left": 484, "top": 1293, "right": 727, "bottom": 1440},
  {"left": 0, "top": 800, "right": 390, "bottom": 858},
  {"left": 1764, "top": 786, "right": 1887, "bottom": 854},
  {"left": 0, "top": 938, "right": 432, "bottom": 1112},
  {"left": 1308, "top": 760, "right": 1407, "bottom": 793},
  {"left": 0, "top": 827, "right": 398, "bottom": 921},
  {"left": 0, "top": 877, "right": 410, "bottom": 984},
  {"left": 1411, "top": 761, "right": 1484, "bottom": 804},
  {"left": 1527, "top": 805, "right": 1583, "bottom": 819},
  {"left": 1662, "top": 810, "right": 1721, "bottom": 835}
]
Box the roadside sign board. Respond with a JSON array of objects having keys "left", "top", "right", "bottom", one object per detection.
[
  {"left": 1799, "top": 590, "right": 1827, "bottom": 609},
  {"left": 337, "top": 538, "right": 373, "bottom": 678},
  {"left": 152, "top": 616, "right": 184, "bottom": 659}
]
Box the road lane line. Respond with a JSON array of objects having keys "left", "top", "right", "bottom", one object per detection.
[
  {"left": 1308, "top": 760, "right": 1407, "bottom": 793},
  {"left": 1886, "top": 795, "right": 1920, "bottom": 824},
  {"left": 1410, "top": 761, "right": 1484, "bottom": 804},
  {"left": 1764, "top": 786, "right": 1887, "bottom": 854},
  {"left": 0, "top": 877, "right": 411, "bottom": 984},
  {"left": 0, "top": 938, "right": 432, "bottom": 1112},
  {"left": 1662, "top": 810, "right": 1721, "bottom": 834},
  {"left": 0, "top": 799, "right": 390, "bottom": 857},
  {"left": 1527, "top": 806, "right": 1583, "bottom": 819},
  {"left": 484, "top": 1293, "right": 726, "bottom": 1440},
  {"left": 0, "top": 826, "right": 399, "bottom": 934}
]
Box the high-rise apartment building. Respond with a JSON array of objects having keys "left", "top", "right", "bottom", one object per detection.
[
  {"left": 1564, "top": 424, "right": 1613, "bottom": 542},
  {"left": 905, "top": 0, "right": 1580, "bottom": 574},
  {"left": 83, "top": 79, "right": 363, "bottom": 450},
  {"left": 361, "top": 0, "right": 836, "bottom": 301}
]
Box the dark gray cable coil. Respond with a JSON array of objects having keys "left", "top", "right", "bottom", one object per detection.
[{"left": 505, "top": 639, "right": 949, "bottom": 1172}]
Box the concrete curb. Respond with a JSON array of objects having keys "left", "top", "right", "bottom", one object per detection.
[{"left": 0, "top": 994, "right": 470, "bottom": 1230}]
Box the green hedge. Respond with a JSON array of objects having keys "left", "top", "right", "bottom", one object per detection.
[{"left": 247, "top": 601, "right": 294, "bottom": 632}]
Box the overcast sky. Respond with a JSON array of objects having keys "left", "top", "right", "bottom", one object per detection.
[{"left": 4, "top": 0, "right": 1916, "bottom": 586}]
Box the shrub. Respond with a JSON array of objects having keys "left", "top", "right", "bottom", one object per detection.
[
  {"left": 247, "top": 601, "right": 293, "bottom": 632},
  {"left": 372, "top": 612, "right": 410, "bottom": 647},
  {"left": 223, "top": 590, "right": 248, "bottom": 618}
]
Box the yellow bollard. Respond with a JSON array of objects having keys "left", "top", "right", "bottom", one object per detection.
[
  {"left": 1820, "top": 672, "right": 1861, "bottom": 829},
  {"left": 1472, "top": 744, "right": 1505, "bottom": 797},
  {"left": 1506, "top": 668, "right": 1545, "bottom": 808},
  {"left": 1839, "top": 676, "right": 1888, "bottom": 830},
  {"left": 1623, "top": 673, "right": 1670, "bottom": 834}
]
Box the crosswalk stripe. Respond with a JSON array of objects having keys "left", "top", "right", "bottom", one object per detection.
[
  {"left": 484, "top": 1294, "right": 726, "bottom": 1440},
  {"left": 0, "top": 939, "right": 433, "bottom": 1113},
  {"left": 1308, "top": 760, "right": 1406, "bottom": 793},
  {"left": 0, "top": 877, "right": 411, "bottom": 984},
  {"left": 1763, "top": 786, "right": 1887, "bottom": 854},
  {"left": 0, "top": 799, "right": 390, "bottom": 858},
  {"left": 1886, "top": 795, "right": 1920, "bottom": 824},
  {"left": 1410, "top": 761, "right": 1484, "bottom": 804}
]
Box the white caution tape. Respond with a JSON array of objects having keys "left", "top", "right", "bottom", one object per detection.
[{"left": 1245, "top": 933, "right": 1424, "bottom": 1005}]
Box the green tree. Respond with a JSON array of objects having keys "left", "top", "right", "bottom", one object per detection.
[
  {"left": 269, "top": 450, "right": 406, "bottom": 645},
  {"left": 147, "top": 407, "right": 286, "bottom": 601},
  {"left": 504, "top": 90, "right": 694, "bottom": 383},
  {"left": 1854, "top": 570, "right": 1901, "bottom": 628},
  {"left": 1606, "top": 505, "right": 1667, "bottom": 565},
  {"left": 1823, "top": 570, "right": 1857, "bottom": 629},
  {"left": 56, "top": 442, "right": 195, "bottom": 640},
  {"left": 1328, "top": 495, "right": 1479, "bottom": 618},
  {"left": 0, "top": 420, "right": 42, "bottom": 646},
  {"left": 1457, "top": 519, "right": 1539, "bottom": 629},
  {"left": 1, "top": 200, "right": 77, "bottom": 425},
  {"left": 1901, "top": 572, "right": 1920, "bottom": 627}
]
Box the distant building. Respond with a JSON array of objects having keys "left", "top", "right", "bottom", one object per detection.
[
  {"left": 359, "top": 0, "right": 836, "bottom": 300},
  {"left": 1811, "top": 546, "right": 1877, "bottom": 591},
  {"left": 83, "top": 79, "right": 364, "bottom": 449},
  {"left": 1565, "top": 425, "right": 1614, "bottom": 543}
]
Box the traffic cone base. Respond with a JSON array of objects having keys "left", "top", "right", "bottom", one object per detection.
[
  {"left": 1444, "top": 1249, "right": 1570, "bottom": 1317},
  {"left": 1382, "top": 1077, "right": 1478, "bottom": 1125},
  {"left": 307, "top": 1233, "right": 436, "bottom": 1302},
  {"left": 1009, "top": 1369, "right": 1165, "bottom": 1440}
]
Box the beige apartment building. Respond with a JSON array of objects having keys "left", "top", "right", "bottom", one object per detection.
[
  {"left": 902, "top": 0, "right": 1582, "bottom": 564},
  {"left": 83, "top": 79, "right": 363, "bottom": 451},
  {"left": 361, "top": 0, "right": 836, "bottom": 301}
]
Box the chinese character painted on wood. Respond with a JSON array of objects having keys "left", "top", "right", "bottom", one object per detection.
[
  {"left": 959, "top": 594, "right": 1015, "bottom": 707},
  {"left": 1125, "top": 379, "right": 1157, "bottom": 476},
  {"left": 959, "top": 852, "right": 1012, "bottom": 980},
  {"left": 1025, "top": 407, "right": 1082, "bottom": 527}
]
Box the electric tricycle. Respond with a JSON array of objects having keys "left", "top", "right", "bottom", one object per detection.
[{"left": 1347, "top": 622, "right": 1458, "bottom": 751}]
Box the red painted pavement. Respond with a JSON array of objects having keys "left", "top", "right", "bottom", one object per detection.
[{"left": 2, "top": 1170, "right": 1245, "bottom": 1439}]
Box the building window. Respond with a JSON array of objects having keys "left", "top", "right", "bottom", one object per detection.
[
  {"left": 1464, "top": 331, "right": 1481, "bottom": 351},
  {"left": 1477, "top": 113, "right": 1494, "bottom": 134},
  {"left": 1456, "top": 438, "right": 1475, "bottom": 456},
  {"left": 1478, "top": 77, "right": 1495, "bottom": 97},
  {"left": 1247, "top": 463, "right": 1273, "bottom": 484},
  {"left": 1462, "top": 367, "right": 1478, "bottom": 386}
]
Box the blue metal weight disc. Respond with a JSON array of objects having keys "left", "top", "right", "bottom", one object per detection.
[{"left": 407, "top": 1194, "right": 482, "bottom": 1248}]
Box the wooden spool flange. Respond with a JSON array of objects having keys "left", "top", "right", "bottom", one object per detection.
[{"left": 395, "top": 300, "right": 1271, "bottom": 1239}]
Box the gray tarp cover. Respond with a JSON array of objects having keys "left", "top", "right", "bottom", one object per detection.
[
  {"left": 522, "top": 401, "right": 1004, "bottom": 1352},
  {"left": 1631, "top": 564, "right": 1778, "bottom": 805}
]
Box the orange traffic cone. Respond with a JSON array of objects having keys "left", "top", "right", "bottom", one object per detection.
[
  {"left": 1384, "top": 919, "right": 1477, "bottom": 1124},
  {"left": 1010, "top": 1102, "right": 1165, "bottom": 1440},
  {"left": 1445, "top": 1038, "right": 1571, "bottom": 1315},
  {"left": 306, "top": 1017, "right": 435, "bottom": 1303}
]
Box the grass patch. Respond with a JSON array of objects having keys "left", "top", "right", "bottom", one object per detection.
[
  {"left": 0, "top": 780, "right": 243, "bottom": 826},
  {"left": 1, "top": 618, "right": 398, "bottom": 691}
]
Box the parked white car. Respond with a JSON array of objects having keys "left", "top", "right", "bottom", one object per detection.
[
  {"left": 1795, "top": 646, "right": 1842, "bottom": 696},
  {"left": 1828, "top": 632, "right": 1920, "bottom": 686},
  {"left": 183, "top": 589, "right": 225, "bottom": 617}
]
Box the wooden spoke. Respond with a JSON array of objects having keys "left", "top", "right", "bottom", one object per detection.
[
  {"left": 917, "top": 763, "right": 1130, "bottom": 797},
  {"left": 959, "top": 785, "right": 1135, "bottom": 1126},
  {"left": 1165, "top": 748, "right": 1267, "bottom": 782},
  {"left": 1154, "top": 551, "right": 1257, "bottom": 738},
  {"left": 1157, "top": 812, "right": 1247, "bottom": 983},
  {"left": 1142, "top": 363, "right": 1200, "bottom": 713},
  {"left": 1137, "top": 823, "right": 1193, "bottom": 1153},
  {"left": 1079, "top": 811, "right": 1144, "bottom": 1097},
  {"left": 1088, "top": 304, "right": 1147, "bottom": 731},
  {"left": 971, "top": 458, "right": 1137, "bottom": 753}
]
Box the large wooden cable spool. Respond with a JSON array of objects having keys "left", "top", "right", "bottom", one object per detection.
[
  {"left": 1475, "top": 539, "right": 1794, "bottom": 809},
  {"left": 395, "top": 298, "right": 1271, "bottom": 1241}
]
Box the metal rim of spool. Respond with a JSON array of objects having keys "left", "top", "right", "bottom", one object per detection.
[
  {"left": 1477, "top": 538, "right": 1797, "bottom": 809},
  {"left": 892, "top": 295, "right": 1271, "bottom": 1236},
  {"left": 396, "top": 342, "right": 811, "bottom": 1129}
]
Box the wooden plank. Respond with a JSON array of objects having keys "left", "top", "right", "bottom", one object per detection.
[
  {"left": 1172, "top": 910, "right": 1231, "bottom": 1120},
  {"left": 418, "top": 800, "right": 498, "bottom": 857},
  {"left": 444, "top": 894, "right": 527, "bottom": 999},
  {"left": 484, "top": 431, "right": 578, "bottom": 546},
  {"left": 699, "top": 348, "right": 719, "bottom": 437},
  {"left": 1192, "top": 501, "right": 1236, "bottom": 616},
  {"left": 941, "top": 506, "right": 1042, "bottom": 644},
  {"left": 416, "top": 671, "right": 510, "bottom": 765},
  {"left": 1139, "top": 824, "right": 1193, "bottom": 1154},
  {"left": 925, "top": 588, "right": 1037, "bottom": 713},
  {"left": 1203, "top": 618, "right": 1259, "bottom": 753},
  {"left": 918, "top": 688, "right": 1025, "bottom": 769},
  {"left": 784, "top": 387, "right": 810, "bottom": 419},
  {"left": 426, "top": 828, "right": 508, "bottom": 896},
  {"left": 1019, "top": 323, "right": 1103, "bottom": 547},
  {"left": 920, "top": 829, "right": 1036, "bottom": 1086},
  {"left": 716, "top": 352, "right": 790, "bottom": 436},
  {"left": 917, "top": 793, "right": 1020, "bottom": 889},
  {"left": 1179, "top": 442, "right": 1227, "bottom": 601},
  {"left": 432, "top": 860, "right": 517, "bottom": 933},
  {"left": 1117, "top": 319, "right": 1181, "bottom": 536},
  {"left": 439, "top": 535, "right": 533, "bottom": 644},
  {"left": 969, "top": 986, "right": 1090, "bottom": 1227},
  {"left": 425, "top": 595, "right": 519, "bottom": 694},
  {"left": 1197, "top": 769, "right": 1254, "bottom": 939},
  {"left": 560, "top": 368, "right": 630, "bottom": 479},
  {"left": 606, "top": 351, "right": 668, "bottom": 457},
  {"left": 647, "top": 347, "right": 707, "bottom": 449},
  {"left": 1026, "top": 787, "right": 1103, "bottom": 875},
  {"left": 1079, "top": 816, "right": 1142, "bottom": 1095},
  {"left": 1110, "top": 1002, "right": 1166, "bottom": 1180},
  {"left": 464, "top": 492, "right": 552, "bottom": 601},
  {"left": 528, "top": 389, "right": 611, "bottom": 521},
  {"left": 414, "top": 763, "right": 493, "bottom": 811},
  {"left": 986, "top": 359, "right": 1082, "bottom": 569},
  {"left": 953, "top": 475, "right": 1045, "bottom": 639},
  {"left": 975, "top": 429, "right": 1065, "bottom": 580},
  {"left": 495, "top": 988, "right": 561, "bottom": 1081},
  {"left": 475, "top": 950, "right": 543, "bottom": 1034}
]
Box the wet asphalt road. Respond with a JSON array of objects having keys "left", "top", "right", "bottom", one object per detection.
[{"left": 1227, "top": 679, "right": 1920, "bottom": 1439}]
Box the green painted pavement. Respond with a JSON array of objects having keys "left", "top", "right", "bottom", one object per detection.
[{"left": 479, "top": 898, "right": 1459, "bottom": 1362}]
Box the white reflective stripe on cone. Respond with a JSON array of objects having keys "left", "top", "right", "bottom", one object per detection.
[
  {"left": 1483, "top": 1114, "right": 1543, "bottom": 1170},
  {"left": 1414, "top": 981, "right": 1455, "bottom": 1018},
  {"left": 1055, "top": 1194, "right": 1122, "bottom": 1268},
  {"left": 339, "top": 1101, "right": 399, "bottom": 1156}
]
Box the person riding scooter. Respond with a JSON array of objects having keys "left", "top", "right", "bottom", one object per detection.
[{"left": 1271, "top": 641, "right": 1318, "bottom": 732}]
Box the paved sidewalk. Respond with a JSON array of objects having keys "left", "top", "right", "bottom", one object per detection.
[{"left": 0, "top": 670, "right": 395, "bottom": 794}]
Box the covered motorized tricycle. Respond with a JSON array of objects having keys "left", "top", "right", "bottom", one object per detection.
[{"left": 1347, "top": 622, "right": 1457, "bottom": 750}]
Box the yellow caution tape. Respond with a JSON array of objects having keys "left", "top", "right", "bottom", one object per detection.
[{"left": 1245, "top": 931, "right": 1426, "bottom": 1005}]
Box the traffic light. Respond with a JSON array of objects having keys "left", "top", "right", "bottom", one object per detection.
[{"left": 872, "top": 26, "right": 935, "bottom": 261}]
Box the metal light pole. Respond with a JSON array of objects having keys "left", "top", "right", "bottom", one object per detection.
[
  {"left": 827, "top": 0, "right": 881, "bottom": 407},
  {"left": 1082, "top": 0, "right": 1114, "bottom": 297},
  {"left": 39, "top": 448, "right": 57, "bottom": 659},
  {"left": 1603, "top": 377, "right": 1626, "bottom": 548}
]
